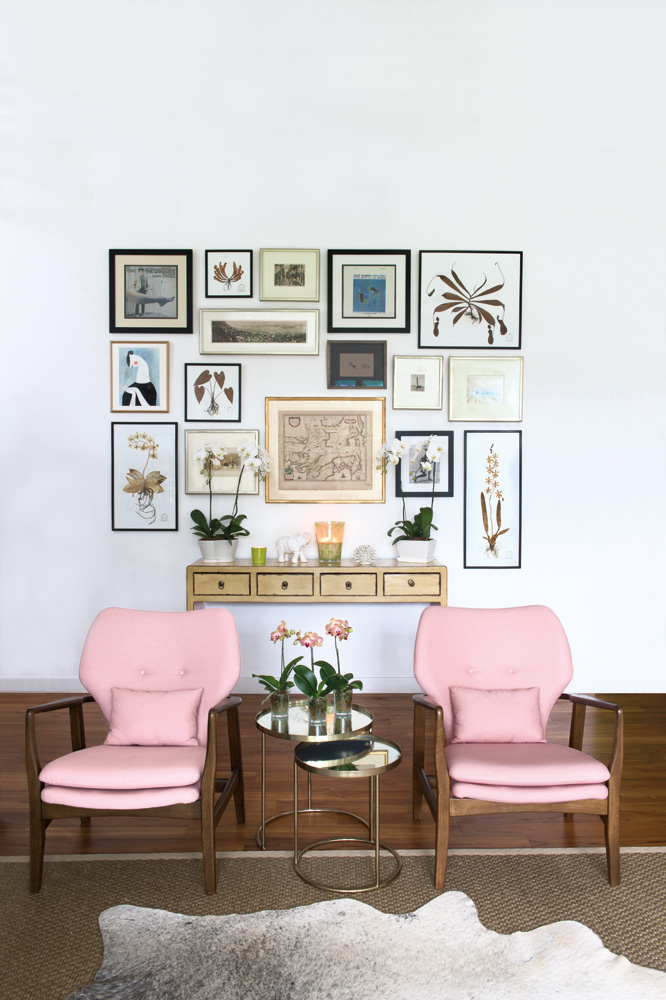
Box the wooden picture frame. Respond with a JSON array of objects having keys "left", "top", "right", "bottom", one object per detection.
[
  {"left": 111, "top": 422, "right": 178, "bottom": 530},
  {"left": 200, "top": 309, "right": 319, "bottom": 355},
  {"left": 184, "top": 363, "right": 241, "bottom": 422},
  {"left": 109, "top": 249, "right": 193, "bottom": 334},
  {"left": 464, "top": 430, "right": 522, "bottom": 568},
  {"left": 327, "top": 340, "right": 387, "bottom": 389},
  {"left": 260, "top": 249, "right": 319, "bottom": 301},
  {"left": 265, "top": 396, "right": 385, "bottom": 502},
  {"left": 205, "top": 250, "right": 253, "bottom": 298},
  {"left": 327, "top": 250, "right": 411, "bottom": 333},
  {"left": 110, "top": 341, "right": 169, "bottom": 413}
]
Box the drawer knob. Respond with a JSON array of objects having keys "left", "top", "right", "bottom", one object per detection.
[
  {"left": 408, "top": 578, "right": 415, "bottom": 587},
  {"left": 345, "top": 580, "right": 352, "bottom": 590},
  {"left": 281, "top": 581, "right": 289, "bottom": 590},
  {"left": 218, "top": 581, "right": 225, "bottom": 590}
]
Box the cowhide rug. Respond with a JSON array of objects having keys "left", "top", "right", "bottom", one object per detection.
[{"left": 66, "top": 892, "right": 665, "bottom": 1000}]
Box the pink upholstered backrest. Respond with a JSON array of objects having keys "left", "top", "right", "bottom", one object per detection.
[
  {"left": 413, "top": 606, "right": 573, "bottom": 736},
  {"left": 79, "top": 608, "right": 241, "bottom": 745}
]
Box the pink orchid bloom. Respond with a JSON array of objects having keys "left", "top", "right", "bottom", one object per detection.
[
  {"left": 298, "top": 631, "right": 324, "bottom": 648},
  {"left": 269, "top": 620, "right": 289, "bottom": 643},
  {"left": 325, "top": 617, "right": 352, "bottom": 640}
]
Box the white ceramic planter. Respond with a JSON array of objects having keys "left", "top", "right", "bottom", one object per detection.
[
  {"left": 394, "top": 539, "right": 436, "bottom": 564},
  {"left": 198, "top": 538, "right": 238, "bottom": 563}
]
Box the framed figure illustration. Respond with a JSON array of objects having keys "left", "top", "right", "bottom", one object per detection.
[{"left": 110, "top": 341, "right": 169, "bottom": 413}]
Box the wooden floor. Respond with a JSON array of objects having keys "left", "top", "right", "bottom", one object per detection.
[{"left": 2, "top": 692, "right": 665, "bottom": 857}]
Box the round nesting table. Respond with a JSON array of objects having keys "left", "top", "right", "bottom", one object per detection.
[
  {"left": 293, "top": 734, "right": 403, "bottom": 893},
  {"left": 255, "top": 699, "right": 374, "bottom": 849}
]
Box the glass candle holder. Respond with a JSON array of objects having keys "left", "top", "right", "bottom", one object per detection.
[{"left": 315, "top": 521, "right": 345, "bottom": 565}]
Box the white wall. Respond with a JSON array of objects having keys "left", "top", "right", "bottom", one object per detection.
[{"left": 1, "top": 0, "right": 664, "bottom": 693}]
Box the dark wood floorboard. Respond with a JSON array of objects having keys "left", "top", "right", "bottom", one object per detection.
[{"left": 2, "top": 692, "right": 665, "bottom": 856}]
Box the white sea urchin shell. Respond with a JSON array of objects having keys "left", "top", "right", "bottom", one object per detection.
[{"left": 353, "top": 545, "right": 377, "bottom": 566}]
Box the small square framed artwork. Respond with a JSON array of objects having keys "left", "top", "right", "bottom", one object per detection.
[
  {"left": 109, "top": 249, "right": 193, "bottom": 334},
  {"left": 184, "top": 363, "right": 241, "bottom": 422},
  {"left": 464, "top": 430, "right": 522, "bottom": 568},
  {"left": 392, "top": 355, "right": 443, "bottom": 409},
  {"left": 327, "top": 340, "right": 387, "bottom": 389},
  {"left": 395, "top": 430, "right": 454, "bottom": 498},
  {"left": 111, "top": 422, "right": 178, "bottom": 530},
  {"left": 260, "top": 249, "right": 319, "bottom": 301},
  {"left": 110, "top": 341, "right": 169, "bottom": 412},
  {"left": 205, "top": 250, "right": 253, "bottom": 298},
  {"left": 184, "top": 428, "right": 260, "bottom": 495},
  {"left": 327, "top": 250, "right": 411, "bottom": 333},
  {"left": 419, "top": 250, "right": 522, "bottom": 349},
  {"left": 449, "top": 357, "right": 523, "bottom": 421}
]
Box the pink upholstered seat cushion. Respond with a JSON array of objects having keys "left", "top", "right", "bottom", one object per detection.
[
  {"left": 445, "top": 743, "right": 610, "bottom": 787},
  {"left": 449, "top": 686, "right": 545, "bottom": 744},
  {"left": 41, "top": 783, "right": 202, "bottom": 810},
  {"left": 104, "top": 687, "right": 203, "bottom": 747},
  {"left": 449, "top": 781, "right": 609, "bottom": 803},
  {"left": 39, "top": 745, "right": 206, "bottom": 789}
]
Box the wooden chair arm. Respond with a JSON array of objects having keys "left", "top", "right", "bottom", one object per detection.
[
  {"left": 413, "top": 693, "right": 442, "bottom": 712},
  {"left": 25, "top": 694, "right": 95, "bottom": 788},
  {"left": 202, "top": 696, "right": 243, "bottom": 794},
  {"left": 559, "top": 693, "right": 623, "bottom": 784},
  {"left": 560, "top": 692, "right": 621, "bottom": 712},
  {"left": 26, "top": 694, "right": 95, "bottom": 715},
  {"left": 208, "top": 695, "right": 242, "bottom": 717}
]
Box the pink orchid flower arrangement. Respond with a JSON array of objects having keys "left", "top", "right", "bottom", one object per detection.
[
  {"left": 292, "top": 618, "right": 363, "bottom": 700},
  {"left": 252, "top": 620, "right": 303, "bottom": 695}
]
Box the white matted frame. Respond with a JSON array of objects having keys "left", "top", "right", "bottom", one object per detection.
[
  {"left": 184, "top": 428, "right": 260, "bottom": 495},
  {"left": 449, "top": 357, "right": 523, "bottom": 421},
  {"left": 265, "top": 397, "right": 385, "bottom": 503},
  {"left": 205, "top": 250, "right": 253, "bottom": 298},
  {"left": 109, "top": 249, "right": 192, "bottom": 334},
  {"left": 111, "top": 422, "right": 178, "bottom": 531},
  {"left": 110, "top": 341, "right": 169, "bottom": 413},
  {"left": 184, "top": 363, "right": 241, "bottom": 423},
  {"left": 327, "top": 250, "right": 410, "bottom": 333},
  {"left": 464, "top": 430, "right": 522, "bottom": 569},
  {"left": 393, "top": 355, "right": 443, "bottom": 410},
  {"left": 200, "top": 309, "right": 319, "bottom": 355},
  {"left": 260, "top": 249, "right": 319, "bottom": 301}
]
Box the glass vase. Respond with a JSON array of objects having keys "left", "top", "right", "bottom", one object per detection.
[
  {"left": 334, "top": 688, "right": 353, "bottom": 717},
  {"left": 308, "top": 695, "right": 327, "bottom": 725},
  {"left": 270, "top": 690, "right": 289, "bottom": 720}
]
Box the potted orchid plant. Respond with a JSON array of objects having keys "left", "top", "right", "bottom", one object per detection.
[
  {"left": 377, "top": 435, "right": 445, "bottom": 563},
  {"left": 252, "top": 621, "right": 303, "bottom": 719},
  {"left": 190, "top": 442, "right": 271, "bottom": 563},
  {"left": 323, "top": 617, "right": 362, "bottom": 716},
  {"left": 292, "top": 620, "right": 363, "bottom": 722}
]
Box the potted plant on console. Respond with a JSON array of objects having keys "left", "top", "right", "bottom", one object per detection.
[
  {"left": 190, "top": 442, "right": 271, "bottom": 563},
  {"left": 377, "top": 435, "right": 445, "bottom": 564}
]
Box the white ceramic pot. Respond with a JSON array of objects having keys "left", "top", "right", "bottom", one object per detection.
[
  {"left": 394, "top": 539, "right": 436, "bottom": 564},
  {"left": 198, "top": 538, "right": 238, "bottom": 563}
]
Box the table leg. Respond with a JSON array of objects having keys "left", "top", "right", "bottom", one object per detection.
[
  {"left": 260, "top": 732, "right": 266, "bottom": 850},
  {"left": 294, "top": 756, "right": 299, "bottom": 864},
  {"left": 374, "top": 775, "right": 380, "bottom": 887}
]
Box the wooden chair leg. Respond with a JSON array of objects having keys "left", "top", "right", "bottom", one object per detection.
[
  {"left": 604, "top": 798, "right": 621, "bottom": 887},
  {"left": 29, "top": 815, "right": 50, "bottom": 893},
  {"left": 434, "top": 792, "right": 450, "bottom": 891},
  {"left": 413, "top": 701, "right": 425, "bottom": 821},
  {"left": 227, "top": 705, "right": 245, "bottom": 825},
  {"left": 201, "top": 794, "right": 216, "bottom": 895}
]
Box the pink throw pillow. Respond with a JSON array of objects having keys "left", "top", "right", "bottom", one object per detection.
[
  {"left": 104, "top": 687, "right": 203, "bottom": 747},
  {"left": 449, "top": 686, "right": 546, "bottom": 744}
]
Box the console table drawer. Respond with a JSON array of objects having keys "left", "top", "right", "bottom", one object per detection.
[
  {"left": 257, "top": 573, "right": 314, "bottom": 597},
  {"left": 383, "top": 572, "right": 442, "bottom": 598},
  {"left": 320, "top": 573, "right": 378, "bottom": 597},
  {"left": 192, "top": 572, "right": 251, "bottom": 597}
]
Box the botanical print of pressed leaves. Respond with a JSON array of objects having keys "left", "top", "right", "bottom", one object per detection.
[
  {"left": 112, "top": 423, "right": 177, "bottom": 530},
  {"left": 278, "top": 411, "right": 372, "bottom": 492},
  {"left": 419, "top": 251, "right": 522, "bottom": 349}
]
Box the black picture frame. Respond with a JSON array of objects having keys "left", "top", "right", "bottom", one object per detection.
[
  {"left": 327, "top": 249, "right": 411, "bottom": 333},
  {"left": 184, "top": 363, "right": 242, "bottom": 422},
  {"left": 205, "top": 250, "right": 253, "bottom": 298},
  {"left": 464, "top": 429, "right": 522, "bottom": 568},
  {"left": 327, "top": 340, "right": 387, "bottom": 389},
  {"left": 111, "top": 421, "right": 178, "bottom": 531},
  {"left": 395, "top": 430, "right": 454, "bottom": 498},
  {"left": 109, "top": 249, "right": 193, "bottom": 334}
]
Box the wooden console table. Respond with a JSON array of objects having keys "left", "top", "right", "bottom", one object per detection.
[{"left": 186, "top": 558, "right": 447, "bottom": 610}]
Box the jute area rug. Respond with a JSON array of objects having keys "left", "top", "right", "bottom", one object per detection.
[{"left": 1, "top": 849, "right": 665, "bottom": 1000}]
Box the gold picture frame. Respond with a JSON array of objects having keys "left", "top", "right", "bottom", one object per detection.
[{"left": 265, "top": 397, "right": 385, "bottom": 503}]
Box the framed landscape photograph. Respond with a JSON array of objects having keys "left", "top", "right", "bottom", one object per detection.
[
  {"left": 184, "top": 363, "right": 241, "bottom": 422},
  {"left": 395, "top": 430, "right": 454, "bottom": 498},
  {"left": 327, "top": 250, "right": 411, "bottom": 333},
  {"left": 449, "top": 357, "right": 523, "bottom": 421},
  {"left": 327, "top": 340, "right": 387, "bottom": 389},
  {"left": 464, "top": 430, "right": 522, "bottom": 568},
  {"left": 110, "top": 341, "right": 169, "bottom": 413},
  {"left": 111, "top": 422, "right": 177, "bottom": 531},
  {"left": 418, "top": 250, "right": 522, "bottom": 349},
  {"left": 265, "top": 396, "right": 385, "bottom": 502},
  {"left": 184, "top": 428, "right": 260, "bottom": 495},
  {"left": 200, "top": 309, "right": 319, "bottom": 355},
  {"left": 260, "top": 249, "right": 319, "bottom": 301},
  {"left": 392, "top": 355, "right": 443, "bottom": 410},
  {"left": 205, "top": 250, "right": 253, "bottom": 298},
  {"left": 109, "top": 249, "right": 193, "bottom": 334}
]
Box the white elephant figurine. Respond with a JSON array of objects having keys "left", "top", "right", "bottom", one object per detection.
[{"left": 276, "top": 531, "right": 311, "bottom": 565}]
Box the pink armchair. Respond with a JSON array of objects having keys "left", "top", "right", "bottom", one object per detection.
[
  {"left": 412, "top": 606, "right": 623, "bottom": 889},
  {"left": 25, "top": 607, "right": 244, "bottom": 893}
]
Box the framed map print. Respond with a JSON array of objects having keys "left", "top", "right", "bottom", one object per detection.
[{"left": 265, "top": 397, "right": 385, "bottom": 502}]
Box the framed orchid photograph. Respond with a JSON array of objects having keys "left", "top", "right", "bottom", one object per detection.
[
  {"left": 184, "top": 363, "right": 241, "bottom": 422},
  {"left": 111, "top": 422, "right": 178, "bottom": 531},
  {"left": 184, "top": 429, "right": 260, "bottom": 495},
  {"left": 394, "top": 430, "right": 454, "bottom": 498}
]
